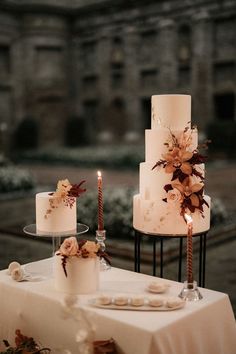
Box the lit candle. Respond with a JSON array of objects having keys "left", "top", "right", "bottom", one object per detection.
[
  {"left": 97, "top": 171, "right": 104, "bottom": 231},
  {"left": 184, "top": 213, "right": 193, "bottom": 284}
]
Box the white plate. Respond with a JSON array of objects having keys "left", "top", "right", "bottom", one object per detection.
[{"left": 88, "top": 298, "right": 185, "bottom": 312}]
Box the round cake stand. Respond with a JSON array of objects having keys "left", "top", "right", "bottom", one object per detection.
[
  {"left": 23, "top": 223, "right": 89, "bottom": 255},
  {"left": 23, "top": 223, "right": 89, "bottom": 277}
]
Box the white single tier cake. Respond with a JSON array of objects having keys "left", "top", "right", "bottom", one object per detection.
[
  {"left": 54, "top": 255, "right": 99, "bottom": 294},
  {"left": 36, "top": 192, "right": 77, "bottom": 234},
  {"left": 133, "top": 94, "right": 211, "bottom": 235}
]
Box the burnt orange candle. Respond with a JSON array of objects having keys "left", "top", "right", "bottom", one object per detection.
[
  {"left": 185, "top": 213, "right": 193, "bottom": 284},
  {"left": 97, "top": 171, "right": 104, "bottom": 231}
]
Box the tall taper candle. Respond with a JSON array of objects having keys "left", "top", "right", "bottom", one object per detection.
[
  {"left": 97, "top": 171, "right": 104, "bottom": 231},
  {"left": 185, "top": 213, "right": 193, "bottom": 284}
]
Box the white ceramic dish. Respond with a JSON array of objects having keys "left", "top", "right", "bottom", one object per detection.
[{"left": 89, "top": 297, "right": 185, "bottom": 311}]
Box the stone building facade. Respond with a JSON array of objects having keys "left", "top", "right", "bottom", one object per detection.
[{"left": 0, "top": 0, "right": 235, "bottom": 149}]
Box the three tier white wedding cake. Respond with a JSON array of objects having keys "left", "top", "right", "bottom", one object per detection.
[{"left": 133, "top": 94, "right": 210, "bottom": 235}]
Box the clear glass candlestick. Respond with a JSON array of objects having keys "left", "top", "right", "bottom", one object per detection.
[
  {"left": 178, "top": 280, "right": 203, "bottom": 301},
  {"left": 96, "top": 229, "right": 111, "bottom": 271}
]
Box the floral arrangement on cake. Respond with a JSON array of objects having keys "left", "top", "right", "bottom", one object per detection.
[
  {"left": 152, "top": 126, "right": 210, "bottom": 218},
  {"left": 56, "top": 237, "right": 111, "bottom": 277},
  {"left": 45, "top": 178, "right": 86, "bottom": 219}
]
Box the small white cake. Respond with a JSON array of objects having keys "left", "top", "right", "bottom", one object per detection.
[
  {"left": 54, "top": 255, "right": 99, "bottom": 295},
  {"left": 36, "top": 192, "right": 77, "bottom": 234}
]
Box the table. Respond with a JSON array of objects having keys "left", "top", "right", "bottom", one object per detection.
[{"left": 0, "top": 258, "right": 236, "bottom": 354}]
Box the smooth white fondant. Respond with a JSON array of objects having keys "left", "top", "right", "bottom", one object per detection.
[
  {"left": 133, "top": 194, "right": 211, "bottom": 235},
  {"left": 36, "top": 192, "right": 76, "bottom": 234},
  {"left": 54, "top": 255, "right": 99, "bottom": 294},
  {"left": 151, "top": 95, "right": 191, "bottom": 130}
]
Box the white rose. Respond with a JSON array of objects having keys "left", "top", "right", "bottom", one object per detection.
[
  {"left": 166, "top": 188, "right": 183, "bottom": 204},
  {"left": 60, "top": 237, "right": 78, "bottom": 256},
  {"left": 11, "top": 267, "right": 24, "bottom": 282},
  {"left": 8, "top": 261, "right": 21, "bottom": 275}
]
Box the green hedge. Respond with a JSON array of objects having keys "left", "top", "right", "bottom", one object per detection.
[
  {"left": 0, "top": 166, "right": 35, "bottom": 193},
  {"left": 78, "top": 187, "right": 135, "bottom": 238},
  {"left": 15, "top": 145, "right": 144, "bottom": 170}
]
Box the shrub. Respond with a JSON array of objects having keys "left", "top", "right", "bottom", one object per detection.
[
  {"left": 78, "top": 187, "right": 136, "bottom": 239},
  {"left": 210, "top": 197, "right": 229, "bottom": 226},
  {"left": 0, "top": 166, "right": 35, "bottom": 193},
  {"left": 16, "top": 145, "right": 144, "bottom": 170}
]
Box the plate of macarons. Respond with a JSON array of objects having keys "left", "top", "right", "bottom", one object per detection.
[{"left": 89, "top": 293, "right": 185, "bottom": 311}]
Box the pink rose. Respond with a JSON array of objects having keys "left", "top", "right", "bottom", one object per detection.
[{"left": 60, "top": 237, "right": 78, "bottom": 256}]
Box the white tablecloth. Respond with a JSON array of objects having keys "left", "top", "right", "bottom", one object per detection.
[{"left": 0, "top": 258, "right": 236, "bottom": 354}]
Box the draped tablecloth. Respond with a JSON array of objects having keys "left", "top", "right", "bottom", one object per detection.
[{"left": 0, "top": 258, "right": 236, "bottom": 354}]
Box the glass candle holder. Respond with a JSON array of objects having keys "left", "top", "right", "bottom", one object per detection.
[
  {"left": 178, "top": 280, "right": 203, "bottom": 301},
  {"left": 96, "top": 229, "right": 111, "bottom": 271}
]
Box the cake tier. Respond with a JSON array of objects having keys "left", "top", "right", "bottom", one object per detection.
[
  {"left": 133, "top": 194, "right": 211, "bottom": 235},
  {"left": 152, "top": 95, "right": 191, "bottom": 130},
  {"left": 139, "top": 162, "right": 205, "bottom": 199},
  {"left": 54, "top": 255, "right": 99, "bottom": 294},
  {"left": 145, "top": 128, "right": 198, "bottom": 163},
  {"left": 36, "top": 192, "right": 76, "bottom": 234}
]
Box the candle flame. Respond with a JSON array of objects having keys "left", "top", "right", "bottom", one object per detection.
[
  {"left": 184, "top": 213, "right": 193, "bottom": 225},
  {"left": 97, "top": 171, "right": 102, "bottom": 178}
]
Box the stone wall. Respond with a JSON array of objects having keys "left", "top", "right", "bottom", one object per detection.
[{"left": 0, "top": 0, "right": 235, "bottom": 150}]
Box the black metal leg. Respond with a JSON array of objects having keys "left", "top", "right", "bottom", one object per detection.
[
  {"left": 178, "top": 238, "right": 183, "bottom": 282},
  {"left": 153, "top": 238, "right": 156, "bottom": 276},
  {"left": 134, "top": 230, "right": 207, "bottom": 284},
  {"left": 202, "top": 233, "right": 207, "bottom": 287},
  {"left": 199, "top": 235, "right": 203, "bottom": 286},
  {"left": 160, "top": 238, "right": 163, "bottom": 278},
  {"left": 137, "top": 232, "right": 141, "bottom": 273},
  {"left": 134, "top": 230, "right": 138, "bottom": 272},
  {"left": 134, "top": 230, "right": 141, "bottom": 273}
]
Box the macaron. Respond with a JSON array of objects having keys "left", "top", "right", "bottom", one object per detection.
[
  {"left": 130, "top": 295, "right": 145, "bottom": 307},
  {"left": 148, "top": 296, "right": 164, "bottom": 307},
  {"left": 114, "top": 294, "right": 128, "bottom": 306}
]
